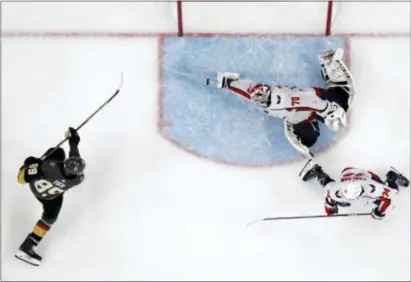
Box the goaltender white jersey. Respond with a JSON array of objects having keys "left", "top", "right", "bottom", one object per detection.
[{"left": 227, "top": 79, "right": 329, "bottom": 124}]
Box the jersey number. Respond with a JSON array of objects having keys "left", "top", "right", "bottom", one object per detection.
[
  {"left": 27, "top": 163, "right": 39, "bottom": 175},
  {"left": 291, "top": 96, "right": 300, "bottom": 106},
  {"left": 34, "top": 179, "right": 65, "bottom": 196}
]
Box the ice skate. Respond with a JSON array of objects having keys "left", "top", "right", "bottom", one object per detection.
[{"left": 15, "top": 235, "right": 42, "bottom": 266}]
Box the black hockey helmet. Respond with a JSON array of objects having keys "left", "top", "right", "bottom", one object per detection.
[{"left": 63, "top": 157, "right": 86, "bottom": 176}]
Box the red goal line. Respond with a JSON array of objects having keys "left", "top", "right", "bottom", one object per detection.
[{"left": 2, "top": 31, "right": 409, "bottom": 38}]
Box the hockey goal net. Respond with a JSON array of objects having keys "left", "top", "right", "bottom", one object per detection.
[{"left": 168, "top": 1, "right": 337, "bottom": 37}]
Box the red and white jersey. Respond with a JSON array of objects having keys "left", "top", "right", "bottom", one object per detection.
[
  {"left": 326, "top": 167, "right": 398, "bottom": 213},
  {"left": 227, "top": 79, "right": 328, "bottom": 124}
]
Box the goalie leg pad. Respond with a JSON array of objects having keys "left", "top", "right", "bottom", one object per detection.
[
  {"left": 291, "top": 120, "right": 320, "bottom": 147},
  {"left": 284, "top": 121, "right": 315, "bottom": 157},
  {"left": 319, "top": 48, "right": 355, "bottom": 108}
]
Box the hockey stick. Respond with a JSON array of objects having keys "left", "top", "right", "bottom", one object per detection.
[
  {"left": 158, "top": 61, "right": 217, "bottom": 86},
  {"left": 245, "top": 212, "right": 371, "bottom": 227},
  {"left": 39, "top": 72, "right": 124, "bottom": 161},
  {"left": 206, "top": 78, "right": 217, "bottom": 85},
  {"left": 159, "top": 62, "right": 214, "bottom": 86}
]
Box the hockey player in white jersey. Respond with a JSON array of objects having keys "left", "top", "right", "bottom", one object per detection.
[
  {"left": 215, "top": 48, "right": 354, "bottom": 157},
  {"left": 299, "top": 159, "right": 409, "bottom": 219}
]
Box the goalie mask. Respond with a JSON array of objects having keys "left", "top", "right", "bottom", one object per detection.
[
  {"left": 63, "top": 157, "right": 86, "bottom": 176},
  {"left": 249, "top": 84, "right": 271, "bottom": 108}
]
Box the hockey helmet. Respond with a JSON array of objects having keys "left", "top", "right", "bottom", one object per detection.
[
  {"left": 249, "top": 84, "right": 271, "bottom": 107},
  {"left": 341, "top": 182, "right": 363, "bottom": 200},
  {"left": 63, "top": 156, "right": 86, "bottom": 176}
]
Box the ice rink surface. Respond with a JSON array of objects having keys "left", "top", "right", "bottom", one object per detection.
[{"left": 1, "top": 2, "right": 410, "bottom": 281}]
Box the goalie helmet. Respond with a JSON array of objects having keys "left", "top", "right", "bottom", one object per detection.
[
  {"left": 249, "top": 84, "right": 271, "bottom": 107},
  {"left": 341, "top": 182, "right": 363, "bottom": 200},
  {"left": 63, "top": 157, "right": 86, "bottom": 176}
]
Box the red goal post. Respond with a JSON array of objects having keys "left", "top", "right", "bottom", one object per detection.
[{"left": 325, "top": 1, "right": 333, "bottom": 36}]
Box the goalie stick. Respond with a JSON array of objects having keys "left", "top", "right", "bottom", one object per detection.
[{"left": 206, "top": 78, "right": 217, "bottom": 85}]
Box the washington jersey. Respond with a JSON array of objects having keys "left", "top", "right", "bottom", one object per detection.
[{"left": 227, "top": 79, "right": 329, "bottom": 124}]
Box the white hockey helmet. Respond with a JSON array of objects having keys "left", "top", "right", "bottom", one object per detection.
[
  {"left": 341, "top": 182, "right": 363, "bottom": 200},
  {"left": 249, "top": 84, "right": 271, "bottom": 107},
  {"left": 323, "top": 103, "right": 347, "bottom": 131}
]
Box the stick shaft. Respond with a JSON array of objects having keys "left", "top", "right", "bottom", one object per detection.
[
  {"left": 245, "top": 212, "right": 371, "bottom": 227},
  {"left": 39, "top": 73, "right": 123, "bottom": 160},
  {"left": 263, "top": 212, "right": 371, "bottom": 221}
]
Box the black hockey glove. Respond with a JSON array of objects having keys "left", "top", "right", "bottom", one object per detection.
[
  {"left": 371, "top": 207, "right": 385, "bottom": 220},
  {"left": 65, "top": 127, "right": 80, "bottom": 146}
]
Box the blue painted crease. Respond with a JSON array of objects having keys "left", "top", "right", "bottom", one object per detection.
[{"left": 161, "top": 36, "right": 346, "bottom": 166}]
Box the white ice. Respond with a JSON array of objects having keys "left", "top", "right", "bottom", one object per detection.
[{"left": 1, "top": 2, "right": 410, "bottom": 281}]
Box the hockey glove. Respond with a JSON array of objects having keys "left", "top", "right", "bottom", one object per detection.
[
  {"left": 325, "top": 197, "right": 338, "bottom": 216},
  {"left": 325, "top": 204, "right": 338, "bottom": 216},
  {"left": 65, "top": 127, "right": 80, "bottom": 146},
  {"left": 371, "top": 207, "right": 385, "bottom": 220}
]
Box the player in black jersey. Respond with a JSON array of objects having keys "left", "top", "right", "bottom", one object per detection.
[{"left": 15, "top": 127, "right": 86, "bottom": 266}]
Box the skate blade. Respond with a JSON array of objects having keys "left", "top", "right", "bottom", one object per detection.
[
  {"left": 15, "top": 250, "right": 40, "bottom": 266},
  {"left": 390, "top": 166, "right": 403, "bottom": 175}
]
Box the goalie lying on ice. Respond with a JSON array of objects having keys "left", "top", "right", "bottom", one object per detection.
[{"left": 215, "top": 48, "right": 355, "bottom": 157}]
